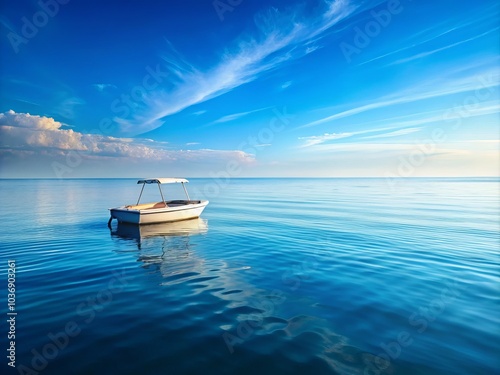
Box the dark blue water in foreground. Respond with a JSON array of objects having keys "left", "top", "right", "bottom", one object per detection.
[{"left": 0, "top": 178, "right": 498, "bottom": 375}]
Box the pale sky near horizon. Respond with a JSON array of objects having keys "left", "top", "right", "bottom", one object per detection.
[{"left": 0, "top": 0, "right": 499, "bottom": 178}]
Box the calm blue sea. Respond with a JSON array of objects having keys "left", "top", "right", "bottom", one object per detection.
[{"left": 0, "top": 178, "right": 498, "bottom": 375}]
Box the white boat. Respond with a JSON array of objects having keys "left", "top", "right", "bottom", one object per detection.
[{"left": 108, "top": 178, "right": 208, "bottom": 225}]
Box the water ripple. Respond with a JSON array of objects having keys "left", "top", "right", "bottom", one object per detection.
[{"left": 1, "top": 178, "right": 498, "bottom": 375}]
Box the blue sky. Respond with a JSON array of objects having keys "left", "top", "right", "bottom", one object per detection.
[{"left": 0, "top": 0, "right": 498, "bottom": 178}]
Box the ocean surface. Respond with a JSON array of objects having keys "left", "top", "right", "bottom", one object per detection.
[{"left": 0, "top": 178, "right": 498, "bottom": 375}]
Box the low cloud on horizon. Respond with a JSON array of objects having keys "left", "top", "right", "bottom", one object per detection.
[{"left": 0, "top": 110, "right": 255, "bottom": 178}]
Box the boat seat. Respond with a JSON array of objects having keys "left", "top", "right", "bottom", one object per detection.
[{"left": 152, "top": 202, "right": 167, "bottom": 209}]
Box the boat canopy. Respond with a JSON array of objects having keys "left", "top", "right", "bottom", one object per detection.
[{"left": 137, "top": 178, "right": 189, "bottom": 185}]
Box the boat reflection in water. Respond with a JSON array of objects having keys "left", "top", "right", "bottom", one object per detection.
[
  {"left": 111, "top": 218, "right": 208, "bottom": 243},
  {"left": 111, "top": 218, "right": 208, "bottom": 272}
]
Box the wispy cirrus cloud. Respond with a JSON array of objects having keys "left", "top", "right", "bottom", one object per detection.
[
  {"left": 360, "top": 127, "right": 421, "bottom": 139},
  {"left": 298, "top": 132, "right": 354, "bottom": 148},
  {"left": 54, "top": 96, "right": 86, "bottom": 120},
  {"left": 297, "top": 100, "right": 500, "bottom": 149},
  {"left": 390, "top": 28, "right": 499, "bottom": 66},
  {"left": 299, "top": 66, "right": 500, "bottom": 128},
  {"left": 297, "top": 137, "right": 500, "bottom": 157},
  {"left": 212, "top": 112, "right": 252, "bottom": 124},
  {"left": 369, "top": 102, "right": 500, "bottom": 129},
  {"left": 358, "top": 13, "right": 496, "bottom": 66},
  {"left": 117, "top": 0, "right": 361, "bottom": 136},
  {"left": 207, "top": 107, "right": 271, "bottom": 126},
  {"left": 358, "top": 4, "right": 498, "bottom": 66},
  {"left": 297, "top": 125, "right": 423, "bottom": 148},
  {"left": 93, "top": 83, "right": 117, "bottom": 92},
  {"left": 280, "top": 80, "right": 293, "bottom": 90},
  {"left": 192, "top": 110, "right": 207, "bottom": 116}
]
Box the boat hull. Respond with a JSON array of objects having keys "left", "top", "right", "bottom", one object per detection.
[{"left": 109, "top": 200, "right": 208, "bottom": 225}]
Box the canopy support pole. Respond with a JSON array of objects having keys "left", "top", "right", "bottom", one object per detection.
[
  {"left": 158, "top": 182, "right": 166, "bottom": 205},
  {"left": 136, "top": 183, "right": 145, "bottom": 205},
  {"left": 181, "top": 182, "right": 190, "bottom": 200}
]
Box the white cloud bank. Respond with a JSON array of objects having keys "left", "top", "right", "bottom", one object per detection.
[{"left": 0, "top": 110, "right": 254, "bottom": 177}]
